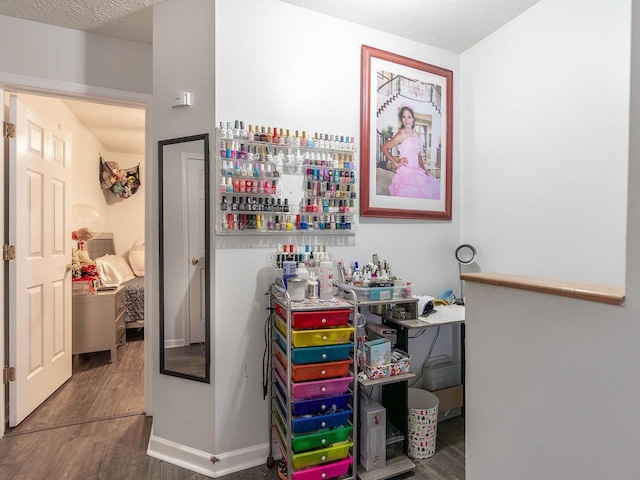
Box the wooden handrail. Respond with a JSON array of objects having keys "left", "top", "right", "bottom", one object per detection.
[{"left": 460, "top": 272, "right": 625, "bottom": 305}]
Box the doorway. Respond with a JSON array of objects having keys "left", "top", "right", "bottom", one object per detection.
[{"left": 2, "top": 90, "right": 147, "bottom": 433}]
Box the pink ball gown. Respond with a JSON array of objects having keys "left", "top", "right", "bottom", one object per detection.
[{"left": 388, "top": 136, "right": 440, "bottom": 199}]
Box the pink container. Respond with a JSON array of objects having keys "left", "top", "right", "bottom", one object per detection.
[
  {"left": 292, "top": 457, "right": 353, "bottom": 480},
  {"left": 291, "top": 376, "right": 353, "bottom": 400}
]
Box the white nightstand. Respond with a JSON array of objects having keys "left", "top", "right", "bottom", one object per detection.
[{"left": 72, "top": 286, "right": 126, "bottom": 362}]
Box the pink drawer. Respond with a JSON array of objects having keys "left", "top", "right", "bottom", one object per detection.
[
  {"left": 292, "top": 457, "right": 353, "bottom": 480},
  {"left": 275, "top": 304, "right": 351, "bottom": 329},
  {"left": 291, "top": 376, "right": 353, "bottom": 400}
]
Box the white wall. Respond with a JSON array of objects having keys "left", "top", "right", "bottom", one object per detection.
[
  {"left": 213, "top": 0, "right": 461, "bottom": 467},
  {"left": 13, "top": 94, "right": 145, "bottom": 255},
  {"left": 459, "top": 0, "right": 630, "bottom": 286},
  {"left": 148, "top": 0, "right": 217, "bottom": 476},
  {"left": 462, "top": 1, "right": 637, "bottom": 479},
  {"left": 0, "top": 15, "right": 151, "bottom": 94}
]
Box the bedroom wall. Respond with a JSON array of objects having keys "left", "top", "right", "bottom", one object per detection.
[{"left": 10, "top": 93, "right": 145, "bottom": 256}]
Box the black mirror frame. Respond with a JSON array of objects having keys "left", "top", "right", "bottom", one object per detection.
[{"left": 158, "top": 133, "right": 211, "bottom": 383}]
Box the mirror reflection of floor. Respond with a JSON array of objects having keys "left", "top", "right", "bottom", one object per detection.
[{"left": 164, "top": 343, "right": 206, "bottom": 378}]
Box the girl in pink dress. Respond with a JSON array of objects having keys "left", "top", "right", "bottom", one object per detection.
[{"left": 382, "top": 106, "right": 440, "bottom": 200}]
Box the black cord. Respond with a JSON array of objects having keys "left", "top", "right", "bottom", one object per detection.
[{"left": 262, "top": 308, "right": 272, "bottom": 399}]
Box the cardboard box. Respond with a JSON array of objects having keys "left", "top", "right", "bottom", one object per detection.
[
  {"left": 431, "top": 384, "right": 464, "bottom": 412},
  {"left": 364, "top": 338, "right": 391, "bottom": 367}
]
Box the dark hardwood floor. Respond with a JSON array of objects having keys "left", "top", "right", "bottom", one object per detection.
[
  {"left": 7, "top": 328, "right": 145, "bottom": 435},
  {"left": 1, "top": 329, "right": 464, "bottom": 479}
]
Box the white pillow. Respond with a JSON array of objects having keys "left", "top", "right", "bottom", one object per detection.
[
  {"left": 95, "top": 254, "right": 135, "bottom": 286},
  {"left": 128, "top": 238, "right": 145, "bottom": 277}
]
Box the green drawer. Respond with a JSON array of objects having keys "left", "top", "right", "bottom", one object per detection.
[{"left": 292, "top": 425, "right": 353, "bottom": 453}]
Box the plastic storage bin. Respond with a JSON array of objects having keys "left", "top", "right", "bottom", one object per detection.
[
  {"left": 291, "top": 359, "right": 352, "bottom": 382},
  {"left": 273, "top": 329, "right": 354, "bottom": 364},
  {"left": 274, "top": 303, "right": 351, "bottom": 329},
  {"left": 291, "top": 327, "right": 354, "bottom": 348},
  {"left": 292, "top": 426, "right": 353, "bottom": 453},
  {"left": 291, "top": 441, "right": 353, "bottom": 470},
  {"left": 291, "top": 458, "right": 353, "bottom": 480},
  {"left": 291, "top": 376, "right": 353, "bottom": 400},
  {"left": 291, "top": 393, "right": 352, "bottom": 416}
]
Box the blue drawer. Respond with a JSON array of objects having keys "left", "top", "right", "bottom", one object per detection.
[
  {"left": 274, "top": 328, "right": 353, "bottom": 364},
  {"left": 292, "top": 393, "right": 352, "bottom": 416},
  {"left": 292, "top": 408, "right": 353, "bottom": 434}
]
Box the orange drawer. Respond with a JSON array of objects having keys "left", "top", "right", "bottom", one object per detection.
[
  {"left": 275, "top": 304, "right": 351, "bottom": 329},
  {"left": 291, "top": 359, "right": 352, "bottom": 382}
]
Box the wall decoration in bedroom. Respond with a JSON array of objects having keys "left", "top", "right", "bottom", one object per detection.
[{"left": 100, "top": 155, "right": 141, "bottom": 198}]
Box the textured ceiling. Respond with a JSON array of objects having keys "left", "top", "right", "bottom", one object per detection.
[
  {"left": 62, "top": 100, "right": 145, "bottom": 155},
  {"left": 280, "top": 0, "right": 542, "bottom": 53},
  {"left": 0, "top": 0, "right": 162, "bottom": 44},
  {"left": 0, "top": 0, "right": 542, "bottom": 151}
]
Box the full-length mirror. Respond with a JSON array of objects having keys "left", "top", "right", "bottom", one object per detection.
[{"left": 159, "top": 134, "right": 211, "bottom": 382}]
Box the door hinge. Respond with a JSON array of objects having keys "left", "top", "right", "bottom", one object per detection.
[
  {"left": 3, "top": 121, "right": 15, "bottom": 139},
  {"left": 3, "top": 244, "right": 15, "bottom": 261},
  {"left": 3, "top": 366, "right": 15, "bottom": 384}
]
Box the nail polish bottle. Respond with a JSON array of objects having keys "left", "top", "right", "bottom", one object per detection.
[
  {"left": 233, "top": 120, "right": 240, "bottom": 138},
  {"left": 247, "top": 125, "right": 254, "bottom": 141},
  {"left": 238, "top": 197, "right": 245, "bottom": 211},
  {"left": 231, "top": 196, "right": 238, "bottom": 211},
  {"left": 272, "top": 127, "right": 279, "bottom": 144},
  {"left": 285, "top": 129, "right": 292, "bottom": 148},
  {"left": 233, "top": 178, "right": 240, "bottom": 193},
  {"left": 267, "top": 127, "right": 274, "bottom": 143},
  {"left": 226, "top": 177, "right": 233, "bottom": 193},
  {"left": 220, "top": 122, "right": 227, "bottom": 139},
  {"left": 308, "top": 134, "right": 315, "bottom": 149},
  {"left": 240, "top": 121, "right": 247, "bottom": 139},
  {"left": 284, "top": 198, "right": 290, "bottom": 213},
  {"left": 267, "top": 215, "right": 274, "bottom": 231},
  {"left": 245, "top": 180, "right": 252, "bottom": 193},
  {"left": 232, "top": 214, "right": 238, "bottom": 230},
  {"left": 318, "top": 133, "right": 325, "bottom": 150},
  {"left": 300, "top": 131, "right": 307, "bottom": 148},
  {"left": 260, "top": 126, "right": 267, "bottom": 143},
  {"left": 226, "top": 122, "right": 233, "bottom": 139},
  {"left": 221, "top": 195, "right": 228, "bottom": 211},
  {"left": 293, "top": 130, "right": 301, "bottom": 149},
  {"left": 220, "top": 177, "right": 227, "bottom": 193}
]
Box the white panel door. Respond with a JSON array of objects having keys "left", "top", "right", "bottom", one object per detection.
[
  {"left": 182, "top": 154, "right": 206, "bottom": 344},
  {"left": 9, "top": 95, "right": 72, "bottom": 426}
]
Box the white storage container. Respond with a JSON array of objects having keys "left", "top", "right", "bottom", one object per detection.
[{"left": 422, "top": 356, "right": 461, "bottom": 391}]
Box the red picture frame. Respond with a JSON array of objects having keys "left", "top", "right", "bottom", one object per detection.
[{"left": 360, "top": 45, "right": 453, "bottom": 220}]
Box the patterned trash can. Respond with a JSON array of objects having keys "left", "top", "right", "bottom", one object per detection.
[{"left": 407, "top": 388, "right": 439, "bottom": 459}]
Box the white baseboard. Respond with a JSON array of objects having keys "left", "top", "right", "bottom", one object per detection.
[{"left": 147, "top": 428, "right": 281, "bottom": 478}]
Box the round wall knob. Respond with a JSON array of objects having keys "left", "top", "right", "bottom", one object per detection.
[{"left": 191, "top": 258, "right": 199, "bottom": 265}]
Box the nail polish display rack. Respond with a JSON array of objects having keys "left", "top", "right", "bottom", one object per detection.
[{"left": 216, "top": 126, "right": 357, "bottom": 235}]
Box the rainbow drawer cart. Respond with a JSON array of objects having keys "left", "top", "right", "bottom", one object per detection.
[{"left": 268, "top": 283, "right": 358, "bottom": 480}]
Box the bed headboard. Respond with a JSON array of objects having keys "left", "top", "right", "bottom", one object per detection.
[{"left": 85, "top": 233, "right": 116, "bottom": 259}]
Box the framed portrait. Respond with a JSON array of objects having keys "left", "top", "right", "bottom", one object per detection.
[{"left": 360, "top": 45, "right": 453, "bottom": 220}]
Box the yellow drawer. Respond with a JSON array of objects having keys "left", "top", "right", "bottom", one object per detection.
[
  {"left": 291, "top": 327, "right": 354, "bottom": 348},
  {"left": 291, "top": 441, "right": 353, "bottom": 470}
]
